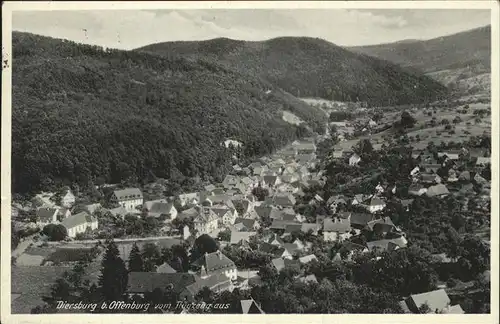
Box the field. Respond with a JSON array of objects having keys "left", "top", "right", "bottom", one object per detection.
[{"left": 332, "top": 99, "right": 491, "bottom": 152}]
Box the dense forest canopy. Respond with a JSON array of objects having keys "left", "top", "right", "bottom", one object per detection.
[
  {"left": 138, "top": 36, "right": 448, "bottom": 105},
  {"left": 12, "top": 32, "right": 326, "bottom": 194}
]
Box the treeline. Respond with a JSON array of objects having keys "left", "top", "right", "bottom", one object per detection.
[{"left": 12, "top": 32, "right": 325, "bottom": 195}]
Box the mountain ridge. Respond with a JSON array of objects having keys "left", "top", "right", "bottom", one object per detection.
[
  {"left": 137, "top": 36, "right": 448, "bottom": 106},
  {"left": 348, "top": 25, "right": 491, "bottom": 73},
  {"left": 12, "top": 31, "right": 326, "bottom": 194}
]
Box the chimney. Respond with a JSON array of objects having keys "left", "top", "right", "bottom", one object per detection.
[{"left": 217, "top": 250, "right": 222, "bottom": 259}]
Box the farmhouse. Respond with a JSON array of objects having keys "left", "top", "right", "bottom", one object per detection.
[
  {"left": 61, "top": 211, "right": 98, "bottom": 238},
  {"left": 111, "top": 188, "right": 143, "bottom": 211},
  {"left": 193, "top": 250, "right": 238, "bottom": 280}
]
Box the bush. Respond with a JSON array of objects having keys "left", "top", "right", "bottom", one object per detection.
[{"left": 42, "top": 224, "right": 68, "bottom": 241}]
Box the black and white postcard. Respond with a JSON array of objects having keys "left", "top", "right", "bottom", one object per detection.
[{"left": 1, "top": 1, "right": 498, "bottom": 324}]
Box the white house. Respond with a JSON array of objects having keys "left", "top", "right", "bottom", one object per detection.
[
  {"left": 193, "top": 207, "right": 219, "bottom": 235},
  {"left": 362, "top": 196, "right": 386, "bottom": 213},
  {"left": 111, "top": 188, "right": 143, "bottom": 211},
  {"left": 194, "top": 250, "right": 238, "bottom": 281},
  {"left": 61, "top": 211, "right": 98, "bottom": 238},
  {"left": 178, "top": 192, "right": 200, "bottom": 207},
  {"left": 145, "top": 200, "right": 178, "bottom": 221},
  {"left": 349, "top": 154, "right": 361, "bottom": 166},
  {"left": 60, "top": 189, "right": 76, "bottom": 208},
  {"left": 410, "top": 166, "right": 420, "bottom": 177},
  {"left": 323, "top": 217, "right": 352, "bottom": 242}
]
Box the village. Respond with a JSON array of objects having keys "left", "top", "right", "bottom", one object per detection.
[{"left": 10, "top": 103, "right": 492, "bottom": 314}]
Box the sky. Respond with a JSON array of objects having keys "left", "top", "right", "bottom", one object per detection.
[{"left": 12, "top": 9, "right": 491, "bottom": 50}]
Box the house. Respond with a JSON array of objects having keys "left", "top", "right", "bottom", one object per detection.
[
  {"left": 408, "top": 184, "right": 428, "bottom": 196},
  {"left": 145, "top": 201, "right": 178, "bottom": 221},
  {"left": 260, "top": 242, "right": 292, "bottom": 259},
  {"left": 351, "top": 194, "right": 371, "bottom": 206},
  {"left": 204, "top": 184, "right": 217, "bottom": 193},
  {"left": 438, "top": 152, "right": 460, "bottom": 161},
  {"left": 270, "top": 219, "right": 300, "bottom": 231},
  {"left": 474, "top": 173, "right": 489, "bottom": 186},
  {"left": 400, "top": 199, "right": 414, "bottom": 211},
  {"left": 127, "top": 272, "right": 197, "bottom": 299},
  {"left": 234, "top": 218, "right": 260, "bottom": 231},
  {"left": 209, "top": 207, "right": 237, "bottom": 226},
  {"left": 262, "top": 175, "right": 280, "bottom": 189},
  {"left": 330, "top": 150, "right": 344, "bottom": 159},
  {"left": 107, "top": 206, "right": 130, "bottom": 219},
  {"left": 238, "top": 299, "right": 265, "bottom": 314},
  {"left": 271, "top": 257, "right": 300, "bottom": 272},
  {"left": 298, "top": 254, "right": 318, "bottom": 264},
  {"left": 361, "top": 196, "right": 386, "bottom": 213},
  {"left": 399, "top": 289, "right": 458, "bottom": 314},
  {"left": 183, "top": 272, "right": 234, "bottom": 300},
  {"left": 57, "top": 208, "right": 71, "bottom": 221},
  {"left": 35, "top": 207, "right": 59, "bottom": 227},
  {"left": 375, "top": 183, "right": 385, "bottom": 194},
  {"left": 283, "top": 243, "right": 300, "bottom": 255},
  {"left": 60, "top": 188, "right": 76, "bottom": 208},
  {"left": 230, "top": 231, "right": 257, "bottom": 245},
  {"left": 447, "top": 169, "right": 458, "bottom": 182},
  {"left": 265, "top": 233, "right": 285, "bottom": 246},
  {"left": 295, "top": 143, "right": 317, "bottom": 155},
  {"left": 420, "top": 173, "right": 442, "bottom": 185},
  {"left": 178, "top": 192, "right": 199, "bottom": 207},
  {"left": 204, "top": 195, "right": 235, "bottom": 209},
  {"left": 458, "top": 171, "right": 471, "bottom": 182},
  {"left": 83, "top": 203, "right": 102, "bottom": 215},
  {"left": 333, "top": 241, "right": 369, "bottom": 262},
  {"left": 476, "top": 157, "right": 490, "bottom": 167},
  {"left": 420, "top": 163, "right": 442, "bottom": 173},
  {"left": 410, "top": 166, "right": 420, "bottom": 177},
  {"left": 301, "top": 223, "right": 320, "bottom": 235},
  {"left": 222, "top": 175, "right": 240, "bottom": 189},
  {"left": 61, "top": 211, "right": 98, "bottom": 238},
  {"left": 156, "top": 262, "right": 177, "bottom": 273},
  {"left": 349, "top": 153, "right": 361, "bottom": 166},
  {"left": 193, "top": 250, "right": 238, "bottom": 280},
  {"left": 283, "top": 223, "right": 303, "bottom": 236},
  {"left": 111, "top": 188, "right": 143, "bottom": 211},
  {"left": 323, "top": 217, "right": 352, "bottom": 242},
  {"left": 273, "top": 193, "right": 296, "bottom": 208},
  {"left": 349, "top": 213, "right": 374, "bottom": 230},
  {"left": 193, "top": 207, "right": 219, "bottom": 235},
  {"left": 366, "top": 236, "right": 407, "bottom": 253},
  {"left": 299, "top": 274, "right": 319, "bottom": 284},
  {"left": 426, "top": 184, "right": 450, "bottom": 198},
  {"left": 276, "top": 182, "right": 299, "bottom": 195}
]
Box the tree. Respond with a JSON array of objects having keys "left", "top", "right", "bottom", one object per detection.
[
  {"left": 453, "top": 116, "right": 462, "bottom": 124},
  {"left": 128, "top": 243, "right": 144, "bottom": 272},
  {"left": 141, "top": 243, "right": 162, "bottom": 272},
  {"left": 353, "top": 139, "right": 373, "bottom": 157},
  {"left": 98, "top": 240, "right": 128, "bottom": 302},
  {"left": 400, "top": 111, "right": 416, "bottom": 128},
  {"left": 190, "top": 234, "right": 219, "bottom": 263},
  {"left": 218, "top": 229, "right": 231, "bottom": 242},
  {"left": 252, "top": 186, "right": 269, "bottom": 201},
  {"left": 43, "top": 224, "right": 68, "bottom": 241}
]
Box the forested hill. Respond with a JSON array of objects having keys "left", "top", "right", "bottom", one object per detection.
[
  {"left": 348, "top": 25, "right": 491, "bottom": 74},
  {"left": 137, "top": 36, "right": 448, "bottom": 106},
  {"left": 12, "top": 32, "right": 326, "bottom": 195}
]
